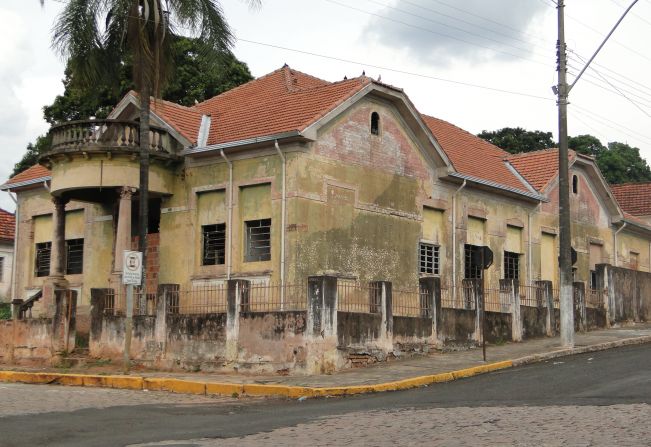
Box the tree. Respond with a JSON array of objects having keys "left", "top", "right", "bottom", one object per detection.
[
  {"left": 13, "top": 38, "right": 252, "bottom": 177},
  {"left": 51, "top": 0, "right": 256, "bottom": 289},
  {"left": 597, "top": 142, "right": 651, "bottom": 184},
  {"left": 568, "top": 134, "right": 606, "bottom": 158},
  {"left": 477, "top": 127, "right": 555, "bottom": 154}
]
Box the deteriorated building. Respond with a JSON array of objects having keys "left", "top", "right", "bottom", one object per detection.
[{"left": 2, "top": 65, "right": 650, "bottom": 323}]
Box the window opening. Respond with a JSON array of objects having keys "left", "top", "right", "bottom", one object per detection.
[
  {"left": 419, "top": 243, "right": 440, "bottom": 275},
  {"left": 202, "top": 223, "right": 226, "bottom": 265},
  {"left": 589, "top": 270, "right": 597, "bottom": 289},
  {"left": 0, "top": 257, "right": 4, "bottom": 282},
  {"left": 464, "top": 244, "right": 483, "bottom": 279},
  {"left": 370, "top": 112, "right": 380, "bottom": 135},
  {"left": 503, "top": 251, "right": 520, "bottom": 281},
  {"left": 65, "top": 239, "right": 84, "bottom": 274},
  {"left": 572, "top": 175, "right": 578, "bottom": 194},
  {"left": 35, "top": 242, "right": 51, "bottom": 277},
  {"left": 244, "top": 219, "right": 271, "bottom": 262}
]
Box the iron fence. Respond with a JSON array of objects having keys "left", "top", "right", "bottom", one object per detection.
[
  {"left": 518, "top": 283, "right": 546, "bottom": 308},
  {"left": 440, "top": 285, "right": 477, "bottom": 310},
  {"left": 484, "top": 284, "right": 512, "bottom": 314},
  {"left": 552, "top": 288, "right": 560, "bottom": 309},
  {"left": 103, "top": 287, "right": 157, "bottom": 316},
  {"left": 392, "top": 287, "right": 430, "bottom": 317},
  {"left": 169, "top": 283, "right": 226, "bottom": 314},
  {"left": 337, "top": 280, "right": 381, "bottom": 313},
  {"left": 241, "top": 281, "right": 308, "bottom": 312},
  {"left": 586, "top": 288, "right": 605, "bottom": 309}
]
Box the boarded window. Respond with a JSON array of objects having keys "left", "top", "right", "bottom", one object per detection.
[
  {"left": 202, "top": 223, "right": 226, "bottom": 265},
  {"left": 419, "top": 243, "right": 439, "bottom": 275},
  {"left": 245, "top": 219, "right": 271, "bottom": 262},
  {"left": 65, "top": 239, "right": 84, "bottom": 274},
  {"left": 540, "top": 233, "right": 557, "bottom": 286},
  {"left": 504, "top": 251, "right": 520, "bottom": 280},
  {"left": 467, "top": 217, "right": 485, "bottom": 246},
  {"left": 505, "top": 225, "right": 522, "bottom": 253},
  {"left": 197, "top": 190, "right": 226, "bottom": 225},
  {"left": 239, "top": 184, "right": 271, "bottom": 221},
  {"left": 630, "top": 251, "right": 639, "bottom": 270},
  {"left": 35, "top": 242, "right": 51, "bottom": 277},
  {"left": 422, "top": 207, "right": 444, "bottom": 243},
  {"left": 65, "top": 210, "right": 85, "bottom": 239}
]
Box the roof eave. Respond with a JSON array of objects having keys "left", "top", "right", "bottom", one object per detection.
[
  {"left": 448, "top": 173, "right": 547, "bottom": 202},
  {"left": 182, "top": 131, "right": 305, "bottom": 156},
  {"left": 0, "top": 176, "right": 51, "bottom": 192}
]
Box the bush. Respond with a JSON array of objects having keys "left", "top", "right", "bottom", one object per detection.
[{"left": 0, "top": 303, "right": 11, "bottom": 320}]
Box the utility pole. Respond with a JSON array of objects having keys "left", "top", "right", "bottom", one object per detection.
[
  {"left": 555, "top": 0, "right": 638, "bottom": 348},
  {"left": 556, "top": 0, "right": 574, "bottom": 348}
]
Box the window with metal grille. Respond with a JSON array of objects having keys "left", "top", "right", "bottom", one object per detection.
[
  {"left": 464, "top": 244, "right": 482, "bottom": 279},
  {"left": 0, "top": 257, "right": 4, "bottom": 282},
  {"left": 244, "top": 219, "right": 271, "bottom": 262},
  {"left": 65, "top": 239, "right": 84, "bottom": 274},
  {"left": 202, "top": 223, "right": 226, "bottom": 265},
  {"left": 35, "top": 242, "right": 51, "bottom": 277},
  {"left": 419, "top": 243, "right": 439, "bottom": 275},
  {"left": 504, "top": 251, "right": 520, "bottom": 280}
]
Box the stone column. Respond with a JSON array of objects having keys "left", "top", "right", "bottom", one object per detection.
[
  {"left": 50, "top": 196, "right": 68, "bottom": 277},
  {"left": 114, "top": 187, "right": 135, "bottom": 273},
  {"left": 42, "top": 197, "right": 69, "bottom": 317}
]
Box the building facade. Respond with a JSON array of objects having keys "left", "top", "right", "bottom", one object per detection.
[{"left": 2, "top": 65, "right": 650, "bottom": 320}]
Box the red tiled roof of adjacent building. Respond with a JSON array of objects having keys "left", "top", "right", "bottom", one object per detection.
[
  {"left": 0, "top": 208, "right": 15, "bottom": 241},
  {"left": 1, "top": 165, "right": 51, "bottom": 189},
  {"left": 151, "top": 98, "right": 204, "bottom": 142},
  {"left": 506, "top": 148, "right": 576, "bottom": 192},
  {"left": 421, "top": 115, "right": 532, "bottom": 193},
  {"left": 611, "top": 182, "right": 651, "bottom": 217}
]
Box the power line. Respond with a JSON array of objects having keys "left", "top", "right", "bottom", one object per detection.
[
  {"left": 567, "top": 65, "right": 651, "bottom": 107},
  {"left": 573, "top": 104, "right": 651, "bottom": 144},
  {"left": 237, "top": 38, "right": 554, "bottom": 101},
  {"left": 323, "top": 0, "right": 551, "bottom": 67},
  {"left": 371, "top": 0, "right": 553, "bottom": 59}
]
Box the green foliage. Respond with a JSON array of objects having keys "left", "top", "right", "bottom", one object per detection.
[
  {"left": 597, "top": 142, "right": 651, "bottom": 184},
  {"left": 0, "top": 303, "right": 11, "bottom": 320},
  {"left": 12, "top": 37, "right": 252, "bottom": 178},
  {"left": 478, "top": 128, "right": 651, "bottom": 185},
  {"left": 568, "top": 134, "right": 606, "bottom": 158},
  {"left": 11, "top": 135, "right": 52, "bottom": 178},
  {"left": 477, "top": 127, "right": 555, "bottom": 154}
]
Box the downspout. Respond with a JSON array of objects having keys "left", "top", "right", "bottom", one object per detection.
[
  {"left": 274, "top": 140, "right": 286, "bottom": 309},
  {"left": 8, "top": 192, "right": 18, "bottom": 302},
  {"left": 613, "top": 222, "right": 627, "bottom": 267},
  {"left": 220, "top": 149, "right": 233, "bottom": 279},
  {"left": 451, "top": 180, "right": 467, "bottom": 302}
]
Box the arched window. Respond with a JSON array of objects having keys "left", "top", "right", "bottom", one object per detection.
[
  {"left": 572, "top": 174, "right": 578, "bottom": 194},
  {"left": 370, "top": 112, "right": 380, "bottom": 135}
]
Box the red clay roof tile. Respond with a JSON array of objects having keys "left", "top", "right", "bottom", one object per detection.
[
  {"left": 506, "top": 148, "right": 576, "bottom": 192},
  {"left": 0, "top": 208, "right": 15, "bottom": 241},
  {"left": 2, "top": 165, "right": 51, "bottom": 188},
  {"left": 421, "top": 115, "right": 532, "bottom": 193},
  {"left": 611, "top": 182, "right": 651, "bottom": 217}
]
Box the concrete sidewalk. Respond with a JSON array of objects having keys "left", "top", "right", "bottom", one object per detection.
[{"left": 1, "top": 324, "right": 650, "bottom": 398}]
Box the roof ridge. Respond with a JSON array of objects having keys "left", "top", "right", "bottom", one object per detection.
[
  {"left": 611, "top": 181, "right": 651, "bottom": 187},
  {"left": 505, "top": 148, "right": 558, "bottom": 159}
]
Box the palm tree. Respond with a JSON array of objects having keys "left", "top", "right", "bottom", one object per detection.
[{"left": 50, "top": 0, "right": 251, "bottom": 284}]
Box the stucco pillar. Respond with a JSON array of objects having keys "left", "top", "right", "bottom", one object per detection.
[
  {"left": 50, "top": 196, "right": 68, "bottom": 277},
  {"left": 114, "top": 187, "right": 135, "bottom": 273}
]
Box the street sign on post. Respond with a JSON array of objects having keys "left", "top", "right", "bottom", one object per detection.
[
  {"left": 122, "top": 250, "right": 142, "bottom": 373},
  {"left": 123, "top": 251, "right": 143, "bottom": 285}
]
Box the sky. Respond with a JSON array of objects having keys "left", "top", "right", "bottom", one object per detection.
[{"left": 1, "top": 0, "right": 650, "bottom": 212}]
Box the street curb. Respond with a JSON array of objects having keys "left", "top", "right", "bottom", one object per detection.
[{"left": 1, "top": 336, "right": 649, "bottom": 399}]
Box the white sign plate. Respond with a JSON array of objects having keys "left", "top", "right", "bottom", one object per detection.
[{"left": 122, "top": 251, "right": 143, "bottom": 285}]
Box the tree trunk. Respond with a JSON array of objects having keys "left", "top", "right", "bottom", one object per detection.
[{"left": 138, "top": 80, "right": 150, "bottom": 291}]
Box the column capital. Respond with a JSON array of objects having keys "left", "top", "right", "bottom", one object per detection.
[
  {"left": 51, "top": 196, "right": 69, "bottom": 209},
  {"left": 120, "top": 187, "right": 136, "bottom": 200}
]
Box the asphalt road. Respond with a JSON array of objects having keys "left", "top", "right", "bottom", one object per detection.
[{"left": 1, "top": 344, "right": 650, "bottom": 446}]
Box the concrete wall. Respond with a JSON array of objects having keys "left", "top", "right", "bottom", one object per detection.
[
  {"left": 597, "top": 264, "right": 651, "bottom": 323},
  {"left": 0, "top": 319, "right": 54, "bottom": 365}
]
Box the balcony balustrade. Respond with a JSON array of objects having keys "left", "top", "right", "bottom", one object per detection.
[{"left": 46, "top": 119, "right": 181, "bottom": 160}]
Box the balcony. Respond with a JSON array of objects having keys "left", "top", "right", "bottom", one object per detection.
[
  {"left": 41, "top": 120, "right": 183, "bottom": 198},
  {"left": 43, "top": 119, "right": 182, "bottom": 162}
]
